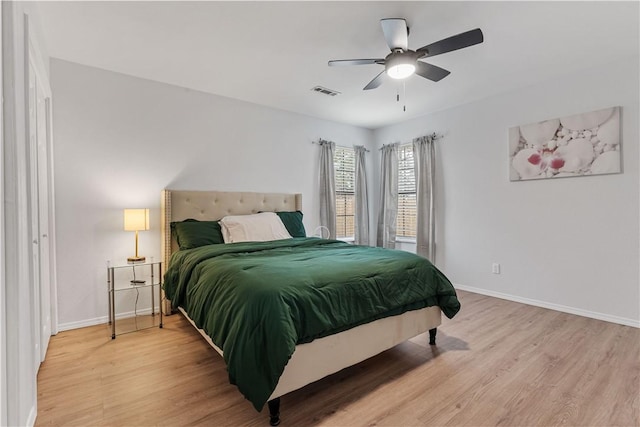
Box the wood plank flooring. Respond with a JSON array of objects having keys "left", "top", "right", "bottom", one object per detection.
[{"left": 36, "top": 291, "right": 640, "bottom": 426}]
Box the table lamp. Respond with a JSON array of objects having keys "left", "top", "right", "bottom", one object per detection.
[{"left": 124, "top": 208, "right": 149, "bottom": 263}]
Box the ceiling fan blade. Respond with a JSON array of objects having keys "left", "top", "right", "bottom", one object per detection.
[
  {"left": 328, "top": 59, "right": 384, "bottom": 66},
  {"left": 416, "top": 28, "right": 484, "bottom": 57},
  {"left": 363, "top": 70, "right": 386, "bottom": 90},
  {"left": 415, "top": 61, "right": 451, "bottom": 82},
  {"left": 380, "top": 18, "right": 408, "bottom": 51}
]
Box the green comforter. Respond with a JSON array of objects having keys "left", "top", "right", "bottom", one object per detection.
[{"left": 163, "top": 238, "right": 460, "bottom": 411}]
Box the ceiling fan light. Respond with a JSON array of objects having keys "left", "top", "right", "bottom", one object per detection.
[{"left": 386, "top": 63, "right": 415, "bottom": 79}]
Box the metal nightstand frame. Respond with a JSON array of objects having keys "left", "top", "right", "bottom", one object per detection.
[{"left": 107, "top": 261, "right": 163, "bottom": 339}]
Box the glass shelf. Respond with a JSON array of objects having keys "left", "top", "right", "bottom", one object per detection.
[{"left": 107, "top": 261, "right": 163, "bottom": 339}]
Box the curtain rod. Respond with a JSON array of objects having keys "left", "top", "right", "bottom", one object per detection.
[
  {"left": 311, "top": 140, "right": 370, "bottom": 152},
  {"left": 379, "top": 132, "right": 443, "bottom": 150}
]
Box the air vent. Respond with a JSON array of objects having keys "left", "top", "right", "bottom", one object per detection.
[{"left": 311, "top": 86, "right": 341, "bottom": 97}]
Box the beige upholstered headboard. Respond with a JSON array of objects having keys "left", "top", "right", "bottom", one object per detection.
[{"left": 161, "top": 189, "right": 302, "bottom": 272}]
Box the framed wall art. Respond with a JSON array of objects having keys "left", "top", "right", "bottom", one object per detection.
[{"left": 509, "top": 106, "right": 621, "bottom": 181}]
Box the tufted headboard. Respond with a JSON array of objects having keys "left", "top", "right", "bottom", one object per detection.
[{"left": 161, "top": 189, "right": 302, "bottom": 269}]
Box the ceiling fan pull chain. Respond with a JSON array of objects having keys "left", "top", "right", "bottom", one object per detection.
[{"left": 403, "top": 81, "right": 407, "bottom": 112}]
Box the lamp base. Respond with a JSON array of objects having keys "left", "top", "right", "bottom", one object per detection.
[{"left": 127, "top": 255, "right": 146, "bottom": 263}]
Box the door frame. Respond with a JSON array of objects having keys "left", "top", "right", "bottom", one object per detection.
[
  {"left": 0, "top": 2, "right": 6, "bottom": 425},
  {"left": 25, "top": 14, "right": 58, "bottom": 345}
]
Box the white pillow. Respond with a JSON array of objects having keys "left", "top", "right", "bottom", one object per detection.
[{"left": 220, "top": 212, "right": 292, "bottom": 243}]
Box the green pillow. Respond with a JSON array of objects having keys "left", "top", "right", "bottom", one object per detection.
[
  {"left": 170, "top": 219, "right": 225, "bottom": 250},
  {"left": 275, "top": 211, "right": 306, "bottom": 238}
]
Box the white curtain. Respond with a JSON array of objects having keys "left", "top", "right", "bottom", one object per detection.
[
  {"left": 318, "top": 139, "right": 337, "bottom": 239},
  {"left": 354, "top": 145, "right": 369, "bottom": 245},
  {"left": 376, "top": 143, "right": 399, "bottom": 249},
  {"left": 413, "top": 135, "right": 436, "bottom": 261}
]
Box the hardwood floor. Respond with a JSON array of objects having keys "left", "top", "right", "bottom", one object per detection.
[{"left": 36, "top": 291, "right": 639, "bottom": 426}]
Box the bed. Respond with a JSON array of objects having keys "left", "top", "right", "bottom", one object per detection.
[{"left": 160, "top": 190, "right": 460, "bottom": 425}]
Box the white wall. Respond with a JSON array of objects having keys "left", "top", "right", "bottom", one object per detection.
[
  {"left": 373, "top": 57, "right": 640, "bottom": 326},
  {"left": 50, "top": 59, "right": 374, "bottom": 329},
  {"left": 51, "top": 44, "right": 639, "bottom": 331}
]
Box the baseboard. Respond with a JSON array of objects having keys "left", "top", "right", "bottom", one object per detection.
[
  {"left": 58, "top": 306, "right": 160, "bottom": 332},
  {"left": 59, "top": 287, "right": 640, "bottom": 331},
  {"left": 454, "top": 284, "right": 640, "bottom": 328}
]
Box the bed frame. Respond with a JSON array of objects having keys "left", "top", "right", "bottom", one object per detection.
[{"left": 161, "top": 189, "right": 441, "bottom": 425}]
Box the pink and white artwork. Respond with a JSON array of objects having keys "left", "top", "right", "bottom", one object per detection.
[{"left": 509, "top": 106, "right": 621, "bottom": 181}]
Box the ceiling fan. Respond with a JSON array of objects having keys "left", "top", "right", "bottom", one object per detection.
[{"left": 328, "top": 19, "right": 484, "bottom": 90}]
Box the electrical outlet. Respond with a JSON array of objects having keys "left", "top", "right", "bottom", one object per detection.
[{"left": 492, "top": 263, "right": 501, "bottom": 274}]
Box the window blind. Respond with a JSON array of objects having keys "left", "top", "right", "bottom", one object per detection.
[
  {"left": 334, "top": 146, "right": 355, "bottom": 238},
  {"left": 397, "top": 143, "right": 416, "bottom": 238}
]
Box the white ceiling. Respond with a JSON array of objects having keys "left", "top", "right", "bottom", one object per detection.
[{"left": 36, "top": 1, "right": 639, "bottom": 130}]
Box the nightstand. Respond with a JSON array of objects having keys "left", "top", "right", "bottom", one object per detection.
[{"left": 107, "top": 260, "right": 163, "bottom": 339}]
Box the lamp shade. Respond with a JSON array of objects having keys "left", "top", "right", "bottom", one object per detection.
[{"left": 124, "top": 209, "right": 149, "bottom": 231}]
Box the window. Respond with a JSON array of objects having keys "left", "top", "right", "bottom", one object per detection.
[
  {"left": 397, "top": 143, "right": 416, "bottom": 238},
  {"left": 334, "top": 146, "right": 355, "bottom": 238}
]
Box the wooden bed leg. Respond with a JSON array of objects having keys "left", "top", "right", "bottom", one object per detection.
[
  {"left": 429, "top": 328, "right": 437, "bottom": 345},
  {"left": 268, "top": 398, "right": 281, "bottom": 426}
]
